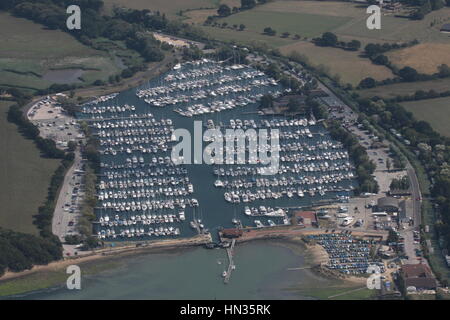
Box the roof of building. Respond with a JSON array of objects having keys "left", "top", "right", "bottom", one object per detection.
[
  {"left": 377, "top": 196, "right": 399, "bottom": 208},
  {"left": 402, "top": 264, "right": 433, "bottom": 278},
  {"left": 399, "top": 199, "right": 413, "bottom": 221},
  {"left": 294, "top": 211, "right": 317, "bottom": 225},
  {"left": 221, "top": 228, "right": 243, "bottom": 238},
  {"left": 404, "top": 277, "right": 437, "bottom": 290},
  {"left": 441, "top": 23, "right": 450, "bottom": 32}
]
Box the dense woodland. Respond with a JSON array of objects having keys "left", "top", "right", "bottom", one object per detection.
[{"left": 0, "top": 228, "right": 62, "bottom": 276}]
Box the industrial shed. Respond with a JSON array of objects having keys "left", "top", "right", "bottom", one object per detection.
[{"left": 376, "top": 197, "right": 399, "bottom": 213}]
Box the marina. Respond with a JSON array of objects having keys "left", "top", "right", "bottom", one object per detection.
[{"left": 76, "top": 59, "right": 357, "bottom": 242}]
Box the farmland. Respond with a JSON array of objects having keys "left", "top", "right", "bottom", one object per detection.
[
  {"left": 400, "top": 97, "right": 450, "bottom": 137},
  {"left": 217, "top": 1, "right": 353, "bottom": 39},
  {"left": 335, "top": 6, "right": 450, "bottom": 44},
  {"left": 280, "top": 42, "right": 394, "bottom": 86},
  {"left": 356, "top": 78, "right": 450, "bottom": 99},
  {"left": 0, "top": 13, "right": 121, "bottom": 92},
  {"left": 103, "top": 0, "right": 217, "bottom": 18},
  {"left": 387, "top": 43, "right": 450, "bottom": 75},
  {"left": 0, "top": 101, "right": 60, "bottom": 234}
]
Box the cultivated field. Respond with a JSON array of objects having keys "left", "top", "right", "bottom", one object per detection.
[
  {"left": 400, "top": 97, "right": 450, "bottom": 137},
  {"left": 387, "top": 43, "right": 450, "bottom": 75},
  {"left": 200, "top": 25, "right": 295, "bottom": 47},
  {"left": 220, "top": 2, "right": 352, "bottom": 38},
  {"left": 0, "top": 101, "right": 60, "bottom": 234},
  {"left": 280, "top": 42, "right": 394, "bottom": 85},
  {"left": 335, "top": 6, "right": 450, "bottom": 44},
  {"left": 103, "top": 0, "right": 217, "bottom": 18},
  {"left": 0, "top": 13, "right": 121, "bottom": 91},
  {"left": 357, "top": 78, "right": 450, "bottom": 99}
]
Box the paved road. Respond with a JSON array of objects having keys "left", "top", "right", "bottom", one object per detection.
[
  {"left": 52, "top": 149, "right": 82, "bottom": 242},
  {"left": 406, "top": 163, "right": 422, "bottom": 228}
]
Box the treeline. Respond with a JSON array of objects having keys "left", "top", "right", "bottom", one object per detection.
[
  {"left": 7, "top": 103, "right": 72, "bottom": 239},
  {"left": 312, "top": 32, "right": 361, "bottom": 51},
  {"left": 34, "top": 157, "right": 74, "bottom": 237},
  {"left": 385, "top": 88, "right": 450, "bottom": 103},
  {"left": 358, "top": 64, "right": 450, "bottom": 89},
  {"left": 70, "top": 123, "right": 101, "bottom": 248},
  {"left": 327, "top": 120, "right": 379, "bottom": 195},
  {"left": 364, "top": 41, "right": 419, "bottom": 57},
  {"left": 363, "top": 41, "right": 419, "bottom": 72},
  {"left": 389, "top": 145, "right": 407, "bottom": 170},
  {"left": 3, "top": 101, "right": 67, "bottom": 272},
  {"left": 356, "top": 41, "right": 450, "bottom": 89},
  {"left": 0, "top": 228, "right": 62, "bottom": 276},
  {"left": 7, "top": 105, "right": 65, "bottom": 159},
  {"left": 216, "top": 0, "right": 269, "bottom": 17},
  {"left": 407, "top": 0, "right": 448, "bottom": 20}
]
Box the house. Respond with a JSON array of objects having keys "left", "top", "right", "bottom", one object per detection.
[{"left": 400, "top": 264, "right": 437, "bottom": 290}]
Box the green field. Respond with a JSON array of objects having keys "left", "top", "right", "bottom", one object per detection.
[
  {"left": 103, "top": 0, "right": 217, "bottom": 18},
  {"left": 0, "top": 13, "right": 121, "bottom": 91},
  {"left": 219, "top": 4, "right": 352, "bottom": 39},
  {"left": 280, "top": 41, "right": 393, "bottom": 86},
  {"left": 0, "top": 101, "right": 60, "bottom": 234},
  {"left": 335, "top": 7, "right": 450, "bottom": 44},
  {"left": 401, "top": 97, "right": 450, "bottom": 137},
  {"left": 357, "top": 78, "right": 450, "bottom": 99}
]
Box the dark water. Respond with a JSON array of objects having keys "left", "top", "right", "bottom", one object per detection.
[{"left": 25, "top": 242, "right": 332, "bottom": 300}]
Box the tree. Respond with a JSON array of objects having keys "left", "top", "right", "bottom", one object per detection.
[
  {"left": 320, "top": 32, "right": 338, "bottom": 46},
  {"left": 239, "top": 24, "right": 246, "bottom": 31},
  {"left": 217, "top": 4, "right": 231, "bottom": 16},
  {"left": 398, "top": 66, "right": 419, "bottom": 82},
  {"left": 263, "top": 27, "right": 276, "bottom": 36},
  {"left": 364, "top": 43, "right": 383, "bottom": 56},
  {"left": 359, "top": 77, "right": 376, "bottom": 89},
  {"left": 438, "top": 64, "right": 450, "bottom": 78},
  {"left": 386, "top": 158, "right": 391, "bottom": 172},
  {"left": 373, "top": 54, "right": 389, "bottom": 65},
  {"left": 241, "top": 0, "right": 256, "bottom": 9},
  {"left": 347, "top": 40, "right": 361, "bottom": 51}
]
